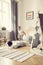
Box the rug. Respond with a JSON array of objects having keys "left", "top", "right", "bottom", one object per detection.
[{"left": 0, "top": 47, "right": 34, "bottom": 62}]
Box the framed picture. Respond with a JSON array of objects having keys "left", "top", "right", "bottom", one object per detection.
[{"left": 26, "top": 11, "right": 34, "bottom": 20}]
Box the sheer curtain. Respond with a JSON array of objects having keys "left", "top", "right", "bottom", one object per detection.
[{"left": 0, "top": 0, "right": 11, "bottom": 31}]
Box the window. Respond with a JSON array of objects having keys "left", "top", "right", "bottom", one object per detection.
[
  {"left": 0, "top": 0, "right": 11, "bottom": 30},
  {"left": 0, "top": 0, "right": 1, "bottom": 10}
]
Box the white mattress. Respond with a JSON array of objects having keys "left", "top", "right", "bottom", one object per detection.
[{"left": 31, "top": 48, "right": 43, "bottom": 56}]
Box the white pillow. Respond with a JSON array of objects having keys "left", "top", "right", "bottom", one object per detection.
[
  {"left": 13, "top": 41, "right": 26, "bottom": 49},
  {"left": 23, "top": 35, "right": 29, "bottom": 41}
]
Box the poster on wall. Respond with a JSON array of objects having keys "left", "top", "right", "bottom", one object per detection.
[{"left": 26, "top": 11, "right": 34, "bottom": 20}]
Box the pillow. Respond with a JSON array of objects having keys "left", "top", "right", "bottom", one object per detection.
[
  {"left": 23, "top": 35, "right": 29, "bottom": 41},
  {"left": 32, "top": 33, "right": 40, "bottom": 48},
  {"left": 32, "top": 39, "right": 40, "bottom": 48},
  {"left": 23, "top": 35, "right": 32, "bottom": 44},
  {"left": 29, "top": 36, "right": 32, "bottom": 44},
  {"left": 13, "top": 42, "right": 26, "bottom": 49}
]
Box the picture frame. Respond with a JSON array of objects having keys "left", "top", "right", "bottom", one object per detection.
[{"left": 26, "top": 11, "right": 34, "bottom": 20}]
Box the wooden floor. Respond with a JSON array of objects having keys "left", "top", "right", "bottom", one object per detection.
[{"left": 0, "top": 46, "right": 43, "bottom": 65}]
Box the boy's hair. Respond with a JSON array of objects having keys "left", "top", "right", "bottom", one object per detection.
[{"left": 7, "top": 41, "right": 12, "bottom": 46}]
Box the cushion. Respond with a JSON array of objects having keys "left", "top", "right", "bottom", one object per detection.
[
  {"left": 23, "top": 35, "right": 29, "bottom": 41},
  {"left": 32, "top": 39, "right": 40, "bottom": 48},
  {"left": 32, "top": 33, "right": 40, "bottom": 48},
  {"left": 23, "top": 35, "right": 32, "bottom": 44},
  {"left": 13, "top": 42, "right": 26, "bottom": 49}
]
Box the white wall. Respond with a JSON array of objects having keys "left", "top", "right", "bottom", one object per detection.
[{"left": 18, "top": 0, "right": 43, "bottom": 35}]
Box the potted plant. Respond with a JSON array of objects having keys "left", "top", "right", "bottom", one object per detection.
[{"left": 1, "top": 27, "right": 6, "bottom": 30}]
